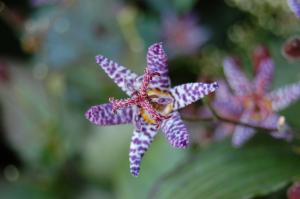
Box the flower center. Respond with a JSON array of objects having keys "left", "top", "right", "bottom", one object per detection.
[
  {"left": 109, "top": 68, "right": 173, "bottom": 126},
  {"left": 140, "top": 89, "right": 173, "bottom": 124},
  {"left": 239, "top": 93, "right": 273, "bottom": 120}
]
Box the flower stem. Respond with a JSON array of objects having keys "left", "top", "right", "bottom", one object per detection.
[{"left": 183, "top": 101, "right": 278, "bottom": 132}]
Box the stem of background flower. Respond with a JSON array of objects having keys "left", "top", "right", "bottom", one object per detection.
[{"left": 182, "top": 99, "right": 278, "bottom": 132}]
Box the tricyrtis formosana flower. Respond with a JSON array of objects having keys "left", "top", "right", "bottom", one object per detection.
[
  {"left": 214, "top": 46, "right": 300, "bottom": 147},
  {"left": 85, "top": 43, "right": 218, "bottom": 176}
]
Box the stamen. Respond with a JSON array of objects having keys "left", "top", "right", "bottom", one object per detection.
[
  {"left": 140, "top": 100, "right": 171, "bottom": 125},
  {"left": 109, "top": 68, "right": 170, "bottom": 125},
  {"left": 140, "top": 68, "right": 160, "bottom": 96},
  {"left": 109, "top": 97, "right": 140, "bottom": 113}
]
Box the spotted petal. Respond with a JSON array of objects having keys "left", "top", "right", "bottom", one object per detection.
[
  {"left": 161, "top": 111, "right": 189, "bottom": 148},
  {"left": 223, "top": 57, "right": 252, "bottom": 95},
  {"left": 147, "top": 42, "right": 171, "bottom": 89},
  {"left": 267, "top": 82, "right": 300, "bottom": 111},
  {"left": 170, "top": 82, "right": 218, "bottom": 110},
  {"left": 232, "top": 110, "right": 256, "bottom": 147},
  {"left": 129, "top": 114, "right": 158, "bottom": 177},
  {"left": 288, "top": 0, "right": 300, "bottom": 19},
  {"left": 85, "top": 103, "right": 134, "bottom": 125},
  {"left": 254, "top": 58, "right": 274, "bottom": 94},
  {"left": 95, "top": 55, "right": 139, "bottom": 96}
]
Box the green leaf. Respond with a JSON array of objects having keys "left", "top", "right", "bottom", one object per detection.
[
  {"left": 0, "top": 182, "right": 54, "bottom": 199},
  {"left": 155, "top": 136, "right": 300, "bottom": 199}
]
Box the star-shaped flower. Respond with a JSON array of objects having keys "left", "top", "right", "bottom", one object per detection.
[
  {"left": 212, "top": 46, "right": 299, "bottom": 147},
  {"left": 85, "top": 43, "right": 218, "bottom": 176}
]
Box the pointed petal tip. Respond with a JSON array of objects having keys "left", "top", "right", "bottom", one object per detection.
[
  {"left": 212, "top": 81, "right": 219, "bottom": 89},
  {"left": 151, "top": 42, "right": 163, "bottom": 47},
  {"left": 95, "top": 55, "right": 104, "bottom": 64},
  {"left": 130, "top": 167, "right": 140, "bottom": 177},
  {"left": 232, "top": 140, "right": 243, "bottom": 148},
  {"left": 85, "top": 106, "right": 96, "bottom": 123},
  {"left": 206, "top": 82, "right": 219, "bottom": 94},
  {"left": 232, "top": 124, "right": 255, "bottom": 148},
  {"left": 232, "top": 134, "right": 246, "bottom": 148},
  {"left": 85, "top": 107, "right": 91, "bottom": 119},
  {"left": 148, "top": 42, "right": 164, "bottom": 55}
]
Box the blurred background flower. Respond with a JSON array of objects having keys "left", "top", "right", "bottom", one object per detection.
[{"left": 162, "top": 13, "right": 209, "bottom": 57}]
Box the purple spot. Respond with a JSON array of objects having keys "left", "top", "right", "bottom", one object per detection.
[
  {"left": 130, "top": 155, "right": 137, "bottom": 161},
  {"left": 133, "top": 138, "right": 142, "bottom": 144},
  {"left": 138, "top": 146, "right": 147, "bottom": 152},
  {"left": 182, "top": 95, "right": 187, "bottom": 102},
  {"left": 142, "top": 140, "right": 149, "bottom": 145}
]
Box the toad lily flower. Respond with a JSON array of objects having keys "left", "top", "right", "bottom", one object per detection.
[
  {"left": 213, "top": 46, "right": 300, "bottom": 147},
  {"left": 85, "top": 43, "right": 218, "bottom": 176}
]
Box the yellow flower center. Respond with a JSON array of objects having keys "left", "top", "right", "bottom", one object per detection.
[{"left": 140, "top": 89, "right": 173, "bottom": 124}]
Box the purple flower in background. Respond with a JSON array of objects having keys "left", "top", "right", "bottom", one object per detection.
[
  {"left": 288, "top": 0, "right": 300, "bottom": 19},
  {"left": 85, "top": 43, "right": 218, "bottom": 176},
  {"left": 213, "top": 46, "right": 300, "bottom": 147},
  {"left": 163, "top": 14, "right": 209, "bottom": 56}
]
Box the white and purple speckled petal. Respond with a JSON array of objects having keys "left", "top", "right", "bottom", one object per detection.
[
  {"left": 170, "top": 82, "right": 218, "bottom": 110},
  {"left": 232, "top": 110, "right": 256, "bottom": 147},
  {"left": 288, "top": 0, "right": 300, "bottom": 19},
  {"left": 254, "top": 58, "right": 274, "bottom": 94},
  {"left": 223, "top": 57, "right": 252, "bottom": 95},
  {"left": 161, "top": 111, "right": 189, "bottom": 148},
  {"left": 95, "top": 55, "right": 138, "bottom": 96},
  {"left": 147, "top": 42, "right": 171, "bottom": 89},
  {"left": 85, "top": 103, "right": 134, "bottom": 125},
  {"left": 267, "top": 82, "right": 300, "bottom": 111},
  {"left": 129, "top": 114, "right": 158, "bottom": 177}
]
